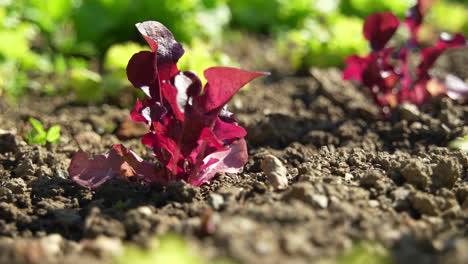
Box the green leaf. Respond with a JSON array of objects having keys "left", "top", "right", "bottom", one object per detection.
[
  {"left": 28, "top": 117, "right": 46, "bottom": 135},
  {"left": 46, "top": 125, "right": 61, "bottom": 143},
  {"left": 25, "top": 118, "right": 60, "bottom": 145},
  {"left": 25, "top": 117, "right": 47, "bottom": 145},
  {"left": 115, "top": 233, "right": 237, "bottom": 264}
]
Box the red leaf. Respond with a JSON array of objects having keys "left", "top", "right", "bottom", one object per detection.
[
  {"left": 213, "top": 117, "right": 247, "bottom": 141},
  {"left": 343, "top": 55, "right": 371, "bottom": 82},
  {"left": 111, "top": 144, "right": 165, "bottom": 184},
  {"left": 126, "top": 51, "right": 157, "bottom": 89},
  {"left": 189, "top": 138, "right": 248, "bottom": 186},
  {"left": 68, "top": 145, "right": 163, "bottom": 188},
  {"left": 68, "top": 150, "right": 119, "bottom": 188},
  {"left": 196, "top": 67, "right": 269, "bottom": 113},
  {"left": 363, "top": 12, "right": 400, "bottom": 51},
  {"left": 161, "top": 81, "right": 185, "bottom": 121},
  {"left": 130, "top": 99, "right": 147, "bottom": 123}
]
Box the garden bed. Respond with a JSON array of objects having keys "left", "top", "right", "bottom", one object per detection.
[{"left": 0, "top": 40, "right": 467, "bottom": 264}]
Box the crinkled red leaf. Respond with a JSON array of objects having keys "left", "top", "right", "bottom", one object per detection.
[
  {"left": 111, "top": 144, "right": 165, "bottom": 185},
  {"left": 68, "top": 150, "right": 119, "bottom": 188},
  {"left": 196, "top": 67, "right": 269, "bottom": 113},
  {"left": 189, "top": 138, "right": 248, "bottom": 186},
  {"left": 363, "top": 12, "right": 400, "bottom": 51},
  {"left": 68, "top": 144, "right": 162, "bottom": 188},
  {"left": 130, "top": 99, "right": 167, "bottom": 125},
  {"left": 187, "top": 128, "right": 225, "bottom": 170},
  {"left": 142, "top": 132, "right": 180, "bottom": 174}
]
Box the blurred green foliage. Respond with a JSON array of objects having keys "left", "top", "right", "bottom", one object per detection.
[
  {"left": 278, "top": 14, "right": 368, "bottom": 68},
  {"left": 339, "top": 0, "right": 411, "bottom": 17},
  {"left": 0, "top": 0, "right": 466, "bottom": 102},
  {"left": 227, "top": 0, "right": 319, "bottom": 33},
  {"left": 115, "top": 234, "right": 236, "bottom": 264},
  {"left": 274, "top": 0, "right": 467, "bottom": 68},
  {"left": 317, "top": 242, "right": 393, "bottom": 264},
  {"left": 72, "top": 0, "right": 230, "bottom": 54},
  {"left": 448, "top": 135, "right": 468, "bottom": 153},
  {"left": 178, "top": 38, "right": 238, "bottom": 84},
  {"left": 429, "top": 1, "right": 468, "bottom": 35},
  {"left": 0, "top": 0, "right": 231, "bottom": 102}
]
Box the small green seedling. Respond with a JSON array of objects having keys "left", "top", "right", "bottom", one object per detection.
[{"left": 25, "top": 118, "right": 61, "bottom": 145}]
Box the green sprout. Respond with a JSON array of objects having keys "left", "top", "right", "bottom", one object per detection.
[{"left": 25, "top": 117, "right": 61, "bottom": 145}]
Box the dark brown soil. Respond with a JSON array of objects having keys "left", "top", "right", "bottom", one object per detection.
[{"left": 0, "top": 42, "right": 467, "bottom": 264}]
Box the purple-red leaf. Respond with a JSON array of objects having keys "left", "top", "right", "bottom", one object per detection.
[
  {"left": 136, "top": 21, "right": 184, "bottom": 63},
  {"left": 445, "top": 74, "right": 468, "bottom": 100},
  {"left": 161, "top": 81, "right": 185, "bottom": 121},
  {"left": 363, "top": 12, "right": 400, "bottom": 51},
  {"left": 68, "top": 144, "right": 162, "bottom": 188},
  {"left": 126, "top": 51, "right": 157, "bottom": 90},
  {"left": 68, "top": 150, "right": 120, "bottom": 188},
  {"left": 130, "top": 99, "right": 167, "bottom": 125}
]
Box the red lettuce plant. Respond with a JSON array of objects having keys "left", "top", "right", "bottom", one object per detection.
[
  {"left": 343, "top": 0, "right": 467, "bottom": 115},
  {"left": 69, "top": 21, "right": 268, "bottom": 188}
]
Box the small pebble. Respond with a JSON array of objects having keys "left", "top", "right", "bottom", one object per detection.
[
  {"left": 311, "top": 194, "right": 329, "bottom": 209},
  {"left": 208, "top": 193, "right": 225, "bottom": 210},
  {"left": 368, "top": 200, "right": 380, "bottom": 208},
  {"left": 261, "top": 155, "right": 288, "bottom": 190}
]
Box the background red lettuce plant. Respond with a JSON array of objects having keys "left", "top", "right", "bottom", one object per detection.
[
  {"left": 68, "top": 21, "right": 268, "bottom": 188},
  {"left": 343, "top": 0, "right": 467, "bottom": 116}
]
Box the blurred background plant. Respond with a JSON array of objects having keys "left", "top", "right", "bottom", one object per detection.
[
  {"left": 448, "top": 135, "right": 468, "bottom": 153},
  {"left": 115, "top": 233, "right": 236, "bottom": 264},
  {"left": 0, "top": 0, "right": 466, "bottom": 103},
  {"left": 0, "top": 0, "right": 232, "bottom": 103},
  {"left": 317, "top": 242, "right": 393, "bottom": 264}
]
